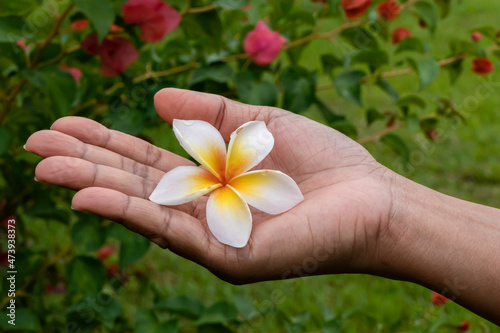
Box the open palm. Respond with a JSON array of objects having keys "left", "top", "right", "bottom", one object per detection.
[{"left": 26, "top": 88, "right": 395, "bottom": 283}]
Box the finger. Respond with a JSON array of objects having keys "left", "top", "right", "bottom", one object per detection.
[
  {"left": 26, "top": 130, "right": 165, "bottom": 180},
  {"left": 71, "top": 187, "right": 214, "bottom": 263},
  {"left": 49, "top": 116, "right": 191, "bottom": 171},
  {"left": 154, "top": 88, "right": 288, "bottom": 140},
  {"left": 35, "top": 156, "right": 159, "bottom": 199}
]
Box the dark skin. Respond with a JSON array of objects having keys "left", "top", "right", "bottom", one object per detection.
[{"left": 26, "top": 88, "right": 500, "bottom": 324}]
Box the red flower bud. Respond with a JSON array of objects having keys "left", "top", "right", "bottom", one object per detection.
[
  {"left": 97, "top": 245, "right": 115, "bottom": 261},
  {"left": 16, "top": 39, "right": 30, "bottom": 52},
  {"left": 44, "top": 281, "right": 66, "bottom": 294},
  {"left": 59, "top": 64, "right": 82, "bottom": 85},
  {"left": 0, "top": 253, "right": 8, "bottom": 267},
  {"left": 244, "top": 21, "right": 287, "bottom": 66},
  {"left": 122, "top": 0, "right": 181, "bottom": 43},
  {"left": 425, "top": 129, "right": 439, "bottom": 140},
  {"left": 471, "top": 31, "right": 483, "bottom": 43},
  {"left": 472, "top": 58, "right": 494, "bottom": 75},
  {"left": 82, "top": 34, "right": 139, "bottom": 77},
  {"left": 340, "top": 0, "right": 372, "bottom": 20},
  {"left": 457, "top": 320, "right": 470, "bottom": 332},
  {"left": 392, "top": 27, "right": 411, "bottom": 44},
  {"left": 71, "top": 19, "right": 89, "bottom": 31},
  {"left": 1, "top": 215, "right": 14, "bottom": 229},
  {"left": 377, "top": 1, "right": 400, "bottom": 21},
  {"left": 418, "top": 19, "right": 427, "bottom": 28},
  {"left": 431, "top": 291, "right": 449, "bottom": 305}
]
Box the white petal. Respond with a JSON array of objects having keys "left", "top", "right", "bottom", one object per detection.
[
  {"left": 206, "top": 186, "right": 252, "bottom": 248},
  {"left": 173, "top": 119, "right": 226, "bottom": 181},
  {"left": 229, "top": 170, "right": 303, "bottom": 214},
  {"left": 225, "top": 121, "right": 274, "bottom": 181},
  {"left": 149, "top": 166, "right": 221, "bottom": 205}
]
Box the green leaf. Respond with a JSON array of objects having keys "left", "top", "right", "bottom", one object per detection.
[
  {"left": 0, "top": 0, "right": 37, "bottom": 17},
  {"left": 420, "top": 118, "right": 439, "bottom": 131},
  {"left": 321, "top": 54, "right": 343, "bottom": 75},
  {"left": 376, "top": 79, "right": 399, "bottom": 101},
  {"left": 333, "top": 70, "right": 365, "bottom": 106},
  {"left": 395, "top": 37, "right": 425, "bottom": 54},
  {"left": 327, "top": 0, "right": 342, "bottom": 17},
  {"left": 71, "top": 219, "right": 106, "bottom": 254},
  {"left": 189, "top": 63, "right": 234, "bottom": 86},
  {"left": 67, "top": 256, "right": 106, "bottom": 294},
  {"left": 154, "top": 296, "right": 204, "bottom": 319},
  {"left": 409, "top": 58, "right": 439, "bottom": 90},
  {"left": 72, "top": 0, "right": 115, "bottom": 42},
  {"left": 281, "top": 67, "right": 316, "bottom": 113},
  {"left": 397, "top": 95, "right": 426, "bottom": 110},
  {"left": 214, "top": 0, "right": 249, "bottom": 9},
  {"left": 24, "top": 205, "right": 70, "bottom": 223},
  {"left": 22, "top": 66, "right": 77, "bottom": 117},
  {"left": 434, "top": 0, "right": 451, "bottom": 18},
  {"left": 314, "top": 98, "right": 345, "bottom": 124},
  {"left": 234, "top": 295, "right": 259, "bottom": 321},
  {"left": 381, "top": 134, "right": 410, "bottom": 165},
  {"left": 340, "top": 27, "right": 378, "bottom": 49},
  {"left": 0, "top": 308, "right": 40, "bottom": 331},
  {"left": 351, "top": 49, "right": 389, "bottom": 71},
  {"left": 449, "top": 39, "right": 486, "bottom": 57},
  {"left": 412, "top": 1, "right": 439, "bottom": 34},
  {"left": 443, "top": 59, "right": 463, "bottom": 85},
  {"left": 196, "top": 301, "right": 237, "bottom": 326},
  {"left": 471, "top": 26, "right": 497, "bottom": 39},
  {"left": 366, "top": 108, "right": 383, "bottom": 126},
  {"left": 407, "top": 113, "right": 420, "bottom": 132},
  {"left": 235, "top": 72, "right": 278, "bottom": 106},
  {"left": 135, "top": 309, "right": 178, "bottom": 333},
  {"left": 322, "top": 318, "right": 342, "bottom": 333},
  {"left": 99, "top": 295, "right": 124, "bottom": 329},
  {"left": 0, "top": 126, "right": 11, "bottom": 155},
  {"left": 331, "top": 120, "right": 357, "bottom": 138},
  {"left": 0, "top": 17, "right": 26, "bottom": 42},
  {"left": 108, "top": 223, "right": 151, "bottom": 268}
]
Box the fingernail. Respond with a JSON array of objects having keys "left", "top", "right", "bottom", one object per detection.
[
  {"left": 71, "top": 205, "right": 81, "bottom": 211},
  {"left": 34, "top": 176, "right": 39, "bottom": 182},
  {"left": 23, "top": 144, "right": 28, "bottom": 151}
]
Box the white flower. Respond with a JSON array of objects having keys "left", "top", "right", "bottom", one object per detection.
[{"left": 149, "top": 119, "right": 304, "bottom": 248}]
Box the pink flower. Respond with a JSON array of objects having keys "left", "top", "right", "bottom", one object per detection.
[
  {"left": 59, "top": 64, "right": 82, "bottom": 84},
  {"left": 122, "top": 0, "right": 181, "bottom": 43},
  {"left": 340, "top": 0, "right": 372, "bottom": 20},
  {"left": 392, "top": 27, "right": 411, "bottom": 44},
  {"left": 71, "top": 19, "right": 89, "bottom": 31},
  {"left": 243, "top": 21, "right": 287, "bottom": 66},
  {"left": 82, "top": 34, "right": 139, "bottom": 77}
]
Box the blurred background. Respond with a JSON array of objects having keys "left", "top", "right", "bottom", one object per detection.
[{"left": 0, "top": 0, "right": 499, "bottom": 331}]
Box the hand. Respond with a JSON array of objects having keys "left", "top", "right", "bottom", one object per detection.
[{"left": 26, "top": 88, "right": 397, "bottom": 283}]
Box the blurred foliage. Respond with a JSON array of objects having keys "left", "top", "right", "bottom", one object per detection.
[{"left": 0, "top": 0, "right": 499, "bottom": 331}]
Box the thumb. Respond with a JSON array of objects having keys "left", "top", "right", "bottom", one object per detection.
[{"left": 153, "top": 88, "right": 285, "bottom": 140}]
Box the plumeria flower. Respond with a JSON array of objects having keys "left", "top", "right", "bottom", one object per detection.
[{"left": 149, "top": 120, "right": 304, "bottom": 248}]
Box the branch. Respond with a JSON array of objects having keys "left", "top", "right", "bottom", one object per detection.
[
  {"left": 0, "top": 3, "right": 74, "bottom": 125},
  {"left": 357, "top": 123, "right": 406, "bottom": 144},
  {"left": 32, "top": 4, "right": 74, "bottom": 66},
  {"left": 184, "top": 4, "right": 217, "bottom": 14}
]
